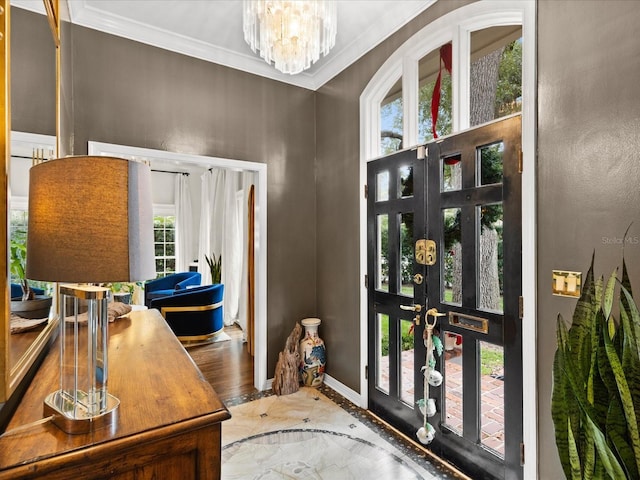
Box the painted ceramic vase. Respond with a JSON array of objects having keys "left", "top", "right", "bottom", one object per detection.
[{"left": 299, "top": 317, "right": 326, "bottom": 387}]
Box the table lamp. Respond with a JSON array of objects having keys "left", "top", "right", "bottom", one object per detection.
[{"left": 26, "top": 156, "right": 155, "bottom": 434}]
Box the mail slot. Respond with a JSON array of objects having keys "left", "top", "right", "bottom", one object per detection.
[{"left": 449, "top": 312, "right": 489, "bottom": 334}]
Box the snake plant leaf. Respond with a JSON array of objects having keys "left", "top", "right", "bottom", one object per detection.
[
  {"left": 563, "top": 330, "right": 626, "bottom": 479},
  {"left": 595, "top": 275, "right": 604, "bottom": 315},
  {"left": 553, "top": 315, "right": 574, "bottom": 478},
  {"left": 584, "top": 413, "right": 626, "bottom": 479},
  {"left": 622, "top": 257, "right": 633, "bottom": 302},
  {"left": 603, "top": 268, "right": 618, "bottom": 321},
  {"left": 568, "top": 417, "right": 583, "bottom": 480},
  {"left": 621, "top": 286, "right": 640, "bottom": 365},
  {"left": 583, "top": 422, "right": 597, "bottom": 480},
  {"left": 598, "top": 316, "right": 619, "bottom": 398},
  {"left": 593, "top": 458, "right": 604, "bottom": 479},
  {"left": 590, "top": 334, "right": 610, "bottom": 434},
  {"left": 620, "top": 306, "right": 639, "bottom": 370},
  {"left": 607, "top": 398, "right": 639, "bottom": 479},
  {"left": 603, "top": 323, "right": 640, "bottom": 476},
  {"left": 620, "top": 303, "right": 640, "bottom": 418},
  {"left": 571, "top": 257, "right": 598, "bottom": 384}
]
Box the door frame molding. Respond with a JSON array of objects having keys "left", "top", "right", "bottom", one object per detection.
[
  {"left": 88, "top": 141, "right": 269, "bottom": 391},
  {"left": 358, "top": 1, "right": 537, "bottom": 477}
]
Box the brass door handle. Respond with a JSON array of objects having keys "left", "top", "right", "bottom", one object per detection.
[
  {"left": 425, "top": 308, "right": 446, "bottom": 317},
  {"left": 400, "top": 304, "right": 422, "bottom": 312}
]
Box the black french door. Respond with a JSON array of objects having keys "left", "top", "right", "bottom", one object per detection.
[
  {"left": 367, "top": 145, "right": 427, "bottom": 434},
  {"left": 367, "top": 115, "right": 522, "bottom": 480}
]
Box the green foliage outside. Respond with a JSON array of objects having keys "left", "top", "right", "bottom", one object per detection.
[
  {"left": 496, "top": 40, "right": 522, "bottom": 117},
  {"left": 379, "top": 315, "right": 414, "bottom": 356},
  {"left": 480, "top": 346, "right": 504, "bottom": 376}
]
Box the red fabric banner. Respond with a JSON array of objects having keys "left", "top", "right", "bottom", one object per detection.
[{"left": 431, "top": 43, "right": 453, "bottom": 139}]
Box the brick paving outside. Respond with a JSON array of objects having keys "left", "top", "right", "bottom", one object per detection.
[{"left": 378, "top": 345, "right": 505, "bottom": 456}]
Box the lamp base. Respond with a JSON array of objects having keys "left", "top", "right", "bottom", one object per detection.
[{"left": 43, "top": 390, "right": 119, "bottom": 434}]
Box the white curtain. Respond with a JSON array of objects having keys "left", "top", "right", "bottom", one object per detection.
[
  {"left": 198, "top": 168, "right": 253, "bottom": 328},
  {"left": 174, "top": 173, "right": 193, "bottom": 272}
]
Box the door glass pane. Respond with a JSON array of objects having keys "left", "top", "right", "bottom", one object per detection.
[
  {"left": 381, "top": 79, "right": 403, "bottom": 154},
  {"left": 478, "top": 142, "right": 504, "bottom": 186},
  {"left": 376, "top": 214, "right": 389, "bottom": 292},
  {"left": 376, "top": 170, "right": 390, "bottom": 201},
  {"left": 470, "top": 26, "right": 522, "bottom": 127},
  {"left": 480, "top": 341, "right": 505, "bottom": 457},
  {"left": 443, "top": 208, "right": 462, "bottom": 305},
  {"left": 400, "top": 212, "right": 414, "bottom": 296},
  {"left": 478, "top": 203, "right": 503, "bottom": 313},
  {"left": 377, "top": 313, "right": 390, "bottom": 394},
  {"left": 400, "top": 318, "right": 415, "bottom": 405},
  {"left": 398, "top": 165, "right": 413, "bottom": 198},
  {"left": 442, "top": 154, "right": 462, "bottom": 192},
  {"left": 418, "top": 44, "right": 452, "bottom": 144},
  {"left": 443, "top": 331, "right": 463, "bottom": 434}
]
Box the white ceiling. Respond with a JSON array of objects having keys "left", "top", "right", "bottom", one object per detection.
[{"left": 13, "top": 0, "right": 436, "bottom": 90}]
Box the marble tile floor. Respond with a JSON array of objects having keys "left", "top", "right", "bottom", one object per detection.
[{"left": 222, "top": 386, "right": 471, "bottom": 480}]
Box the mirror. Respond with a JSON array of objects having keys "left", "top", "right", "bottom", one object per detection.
[{"left": 1, "top": 0, "right": 59, "bottom": 404}]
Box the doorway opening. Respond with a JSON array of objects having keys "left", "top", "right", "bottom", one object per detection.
[{"left": 88, "top": 141, "right": 268, "bottom": 391}]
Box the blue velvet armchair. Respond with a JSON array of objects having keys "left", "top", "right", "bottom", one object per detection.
[
  {"left": 151, "top": 284, "right": 224, "bottom": 344},
  {"left": 11, "top": 283, "right": 45, "bottom": 299},
  {"left": 144, "top": 271, "right": 201, "bottom": 307}
]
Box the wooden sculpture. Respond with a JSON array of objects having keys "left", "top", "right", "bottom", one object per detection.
[{"left": 273, "top": 322, "right": 302, "bottom": 395}]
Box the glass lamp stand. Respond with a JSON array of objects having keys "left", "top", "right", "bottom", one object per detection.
[{"left": 43, "top": 285, "right": 119, "bottom": 434}]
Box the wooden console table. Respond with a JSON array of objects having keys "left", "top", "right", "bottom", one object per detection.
[{"left": 0, "top": 309, "right": 230, "bottom": 479}]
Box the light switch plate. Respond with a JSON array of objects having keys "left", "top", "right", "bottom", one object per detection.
[{"left": 552, "top": 270, "right": 582, "bottom": 298}]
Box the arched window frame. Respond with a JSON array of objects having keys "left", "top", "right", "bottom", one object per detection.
[{"left": 359, "top": 1, "right": 537, "bottom": 478}]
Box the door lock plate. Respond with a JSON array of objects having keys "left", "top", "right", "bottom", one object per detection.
[{"left": 416, "top": 239, "right": 436, "bottom": 266}]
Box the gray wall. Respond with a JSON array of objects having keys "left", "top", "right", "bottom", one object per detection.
[
  {"left": 11, "top": 7, "right": 56, "bottom": 136},
  {"left": 69, "top": 26, "right": 318, "bottom": 376},
  {"left": 537, "top": 1, "right": 640, "bottom": 477}
]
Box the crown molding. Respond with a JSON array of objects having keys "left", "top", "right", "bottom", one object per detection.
[{"left": 66, "top": 0, "right": 435, "bottom": 91}]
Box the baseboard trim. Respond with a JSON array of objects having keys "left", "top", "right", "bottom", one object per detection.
[
  {"left": 264, "top": 375, "right": 363, "bottom": 407},
  {"left": 323, "top": 374, "right": 364, "bottom": 408}
]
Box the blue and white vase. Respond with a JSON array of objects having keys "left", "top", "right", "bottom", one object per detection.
[{"left": 299, "top": 317, "right": 326, "bottom": 387}]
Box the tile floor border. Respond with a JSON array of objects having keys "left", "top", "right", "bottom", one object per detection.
[{"left": 223, "top": 384, "right": 470, "bottom": 480}]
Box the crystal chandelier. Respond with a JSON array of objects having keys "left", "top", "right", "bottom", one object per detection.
[{"left": 243, "top": 0, "right": 337, "bottom": 75}]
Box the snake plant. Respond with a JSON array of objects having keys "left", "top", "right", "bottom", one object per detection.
[
  {"left": 552, "top": 254, "right": 640, "bottom": 479},
  {"left": 205, "top": 253, "right": 222, "bottom": 284}
]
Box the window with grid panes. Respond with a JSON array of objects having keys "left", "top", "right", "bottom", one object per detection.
[{"left": 153, "top": 215, "right": 176, "bottom": 278}]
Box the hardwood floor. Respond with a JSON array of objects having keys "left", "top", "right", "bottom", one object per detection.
[{"left": 187, "top": 324, "right": 257, "bottom": 401}]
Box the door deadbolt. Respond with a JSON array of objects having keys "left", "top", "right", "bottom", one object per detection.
[
  {"left": 413, "top": 273, "right": 423, "bottom": 284},
  {"left": 416, "top": 239, "right": 436, "bottom": 266}
]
